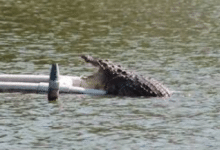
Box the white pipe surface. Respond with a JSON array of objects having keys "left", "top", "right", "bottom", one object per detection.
[
  {"left": 0, "top": 82, "right": 106, "bottom": 95},
  {"left": 0, "top": 74, "right": 82, "bottom": 86},
  {"left": 0, "top": 75, "right": 49, "bottom": 83},
  {"left": 0, "top": 74, "right": 107, "bottom": 95}
]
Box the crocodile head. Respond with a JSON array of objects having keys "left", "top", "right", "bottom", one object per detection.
[{"left": 80, "top": 55, "right": 120, "bottom": 90}]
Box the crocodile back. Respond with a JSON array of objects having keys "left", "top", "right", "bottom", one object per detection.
[
  {"left": 81, "top": 55, "right": 172, "bottom": 97},
  {"left": 106, "top": 74, "right": 171, "bottom": 97}
]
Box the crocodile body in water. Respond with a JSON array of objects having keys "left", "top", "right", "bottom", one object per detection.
[{"left": 80, "top": 55, "right": 172, "bottom": 98}]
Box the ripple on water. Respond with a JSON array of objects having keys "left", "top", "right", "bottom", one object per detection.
[{"left": 1, "top": 0, "right": 220, "bottom": 149}]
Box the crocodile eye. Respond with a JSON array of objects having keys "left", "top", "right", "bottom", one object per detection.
[
  {"left": 99, "top": 60, "right": 103, "bottom": 63},
  {"left": 102, "top": 62, "right": 107, "bottom": 67},
  {"left": 122, "top": 71, "right": 127, "bottom": 75},
  {"left": 117, "top": 69, "right": 122, "bottom": 72},
  {"left": 118, "top": 65, "right": 121, "bottom": 68}
]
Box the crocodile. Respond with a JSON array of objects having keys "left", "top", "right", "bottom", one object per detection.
[{"left": 80, "top": 55, "right": 172, "bottom": 97}]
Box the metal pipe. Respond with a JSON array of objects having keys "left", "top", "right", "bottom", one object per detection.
[
  {"left": 0, "top": 74, "right": 49, "bottom": 83},
  {"left": 0, "top": 82, "right": 106, "bottom": 95}
]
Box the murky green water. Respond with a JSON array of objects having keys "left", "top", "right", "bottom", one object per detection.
[{"left": 1, "top": 0, "right": 220, "bottom": 149}]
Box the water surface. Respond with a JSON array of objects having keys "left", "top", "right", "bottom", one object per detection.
[{"left": 0, "top": 0, "right": 220, "bottom": 149}]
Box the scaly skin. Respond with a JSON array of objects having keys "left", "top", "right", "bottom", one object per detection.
[{"left": 81, "top": 55, "right": 172, "bottom": 97}]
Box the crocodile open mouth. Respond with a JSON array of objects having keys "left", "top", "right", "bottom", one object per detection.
[{"left": 80, "top": 69, "right": 106, "bottom": 90}]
